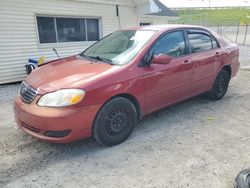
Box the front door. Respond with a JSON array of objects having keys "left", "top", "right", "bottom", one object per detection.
[{"left": 143, "top": 30, "right": 192, "bottom": 113}]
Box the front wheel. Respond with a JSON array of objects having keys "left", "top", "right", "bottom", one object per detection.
[
  {"left": 207, "top": 69, "right": 230, "bottom": 100},
  {"left": 92, "top": 97, "right": 137, "bottom": 146}
]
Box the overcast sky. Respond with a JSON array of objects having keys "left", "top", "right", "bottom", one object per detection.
[{"left": 160, "top": 0, "right": 250, "bottom": 8}]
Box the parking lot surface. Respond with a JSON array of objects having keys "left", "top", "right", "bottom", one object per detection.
[{"left": 0, "top": 66, "right": 250, "bottom": 187}]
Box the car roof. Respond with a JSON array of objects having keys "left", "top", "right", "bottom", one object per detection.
[{"left": 127, "top": 24, "right": 208, "bottom": 32}]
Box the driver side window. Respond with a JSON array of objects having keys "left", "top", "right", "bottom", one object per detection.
[{"left": 154, "top": 31, "right": 186, "bottom": 57}]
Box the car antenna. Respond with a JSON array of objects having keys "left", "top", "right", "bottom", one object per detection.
[{"left": 53, "top": 48, "right": 61, "bottom": 59}]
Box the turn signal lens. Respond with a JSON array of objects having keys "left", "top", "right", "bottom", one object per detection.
[{"left": 69, "top": 94, "right": 84, "bottom": 105}]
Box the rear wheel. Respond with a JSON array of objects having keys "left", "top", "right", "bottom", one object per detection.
[
  {"left": 207, "top": 69, "right": 230, "bottom": 100},
  {"left": 92, "top": 97, "right": 137, "bottom": 146}
]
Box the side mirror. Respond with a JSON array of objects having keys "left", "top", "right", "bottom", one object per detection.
[{"left": 152, "top": 54, "right": 172, "bottom": 65}]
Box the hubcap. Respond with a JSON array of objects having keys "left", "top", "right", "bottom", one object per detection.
[{"left": 105, "top": 109, "right": 129, "bottom": 136}]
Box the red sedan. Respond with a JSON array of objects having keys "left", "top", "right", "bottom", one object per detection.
[{"left": 14, "top": 25, "right": 240, "bottom": 146}]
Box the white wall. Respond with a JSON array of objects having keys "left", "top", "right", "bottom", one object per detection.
[{"left": 0, "top": 0, "right": 138, "bottom": 84}]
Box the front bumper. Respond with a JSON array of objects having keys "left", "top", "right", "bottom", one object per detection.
[{"left": 14, "top": 96, "right": 102, "bottom": 143}]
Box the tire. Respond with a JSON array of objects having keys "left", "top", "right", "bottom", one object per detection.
[
  {"left": 92, "top": 97, "right": 137, "bottom": 146},
  {"left": 235, "top": 168, "right": 250, "bottom": 188},
  {"left": 207, "top": 69, "right": 230, "bottom": 100}
]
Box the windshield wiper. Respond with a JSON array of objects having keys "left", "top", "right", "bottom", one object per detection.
[
  {"left": 89, "top": 56, "right": 114, "bottom": 65},
  {"left": 78, "top": 53, "right": 96, "bottom": 62}
]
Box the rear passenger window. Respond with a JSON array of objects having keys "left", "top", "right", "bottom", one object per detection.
[{"left": 188, "top": 31, "right": 212, "bottom": 53}]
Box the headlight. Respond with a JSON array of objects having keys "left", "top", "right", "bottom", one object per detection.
[{"left": 38, "top": 89, "right": 85, "bottom": 107}]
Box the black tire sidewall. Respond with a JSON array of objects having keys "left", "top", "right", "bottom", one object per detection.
[
  {"left": 93, "top": 97, "right": 137, "bottom": 146},
  {"left": 213, "top": 69, "right": 230, "bottom": 100}
]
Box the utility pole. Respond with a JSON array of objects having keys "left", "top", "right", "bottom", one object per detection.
[{"left": 209, "top": 0, "right": 211, "bottom": 8}]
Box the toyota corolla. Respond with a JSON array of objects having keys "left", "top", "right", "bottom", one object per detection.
[{"left": 14, "top": 25, "right": 239, "bottom": 146}]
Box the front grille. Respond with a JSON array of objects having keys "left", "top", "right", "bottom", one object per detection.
[{"left": 19, "top": 81, "right": 37, "bottom": 103}]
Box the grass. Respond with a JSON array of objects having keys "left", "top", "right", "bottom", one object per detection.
[{"left": 174, "top": 8, "right": 250, "bottom": 25}]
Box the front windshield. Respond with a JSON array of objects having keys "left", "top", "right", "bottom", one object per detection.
[{"left": 82, "top": 30, "right": 156, "bottom": 65}]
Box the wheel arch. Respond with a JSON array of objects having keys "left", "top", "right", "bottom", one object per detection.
[
  {"left": 222, "top": 65, "right": 232, "bottom": 79},
  {"left": 108, "top": 93, "right": 142, "bottom": 121}
]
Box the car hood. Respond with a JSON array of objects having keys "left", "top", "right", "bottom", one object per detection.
[{"left": 25, "top": 57, "right": 119, "bottom": 94}]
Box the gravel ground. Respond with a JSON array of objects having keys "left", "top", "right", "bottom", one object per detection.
[
  {"left": 239, "top": 45, "right": 250, "bottom": 67},
  {"left": 0, "top": 60, "right": 250, "bottom": 187}
]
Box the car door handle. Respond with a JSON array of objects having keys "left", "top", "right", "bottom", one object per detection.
[{"left": 184, "top": 60, "right": 191, "bottom": 64}]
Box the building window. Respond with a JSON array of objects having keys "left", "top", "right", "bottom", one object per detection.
[
  {"left": 56, "top": 18, "right": 86, "bottom": 42},
  {"left": 86, "top": 19, "right": 100, "bottom": 41},
  {"left": 37, "top": 17, "right": 57, "bottom": 43},
  {"left": 140, "top": 22, "right": 151, "bottom": 26},
  {"left": 37, "top": 16, "right": 100, "bottom": 44}
]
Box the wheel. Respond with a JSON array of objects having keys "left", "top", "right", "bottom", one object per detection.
[
  {"left": 235, "top": 168, "right": 250, "bottom": 188},
  {"left": 92, "top": 97, "right": 137, "bottom": 146},
  {"left": 207, "top": 69, "right": 230, "bottom": 100}
]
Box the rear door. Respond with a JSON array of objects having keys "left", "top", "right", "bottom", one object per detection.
[{"left": 186, "top": 29, "right": 222, "bottom": 96}]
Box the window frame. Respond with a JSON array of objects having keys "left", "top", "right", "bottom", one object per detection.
[
  {"left": 185, "top": 28, "right": 220, "bottom": 54},
  {"left": 35, "top": 15, "right": 102, "bottom": 46},
  {"left": 140, "top": 29, "right": 189, "bottom": 67},
  {"left": 211, "top": 36, "right": 220, "bottom": 49}
]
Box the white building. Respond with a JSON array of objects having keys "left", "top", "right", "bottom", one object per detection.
[{"left": 0, "top": 0, "right": 178, "bottom": 84}]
